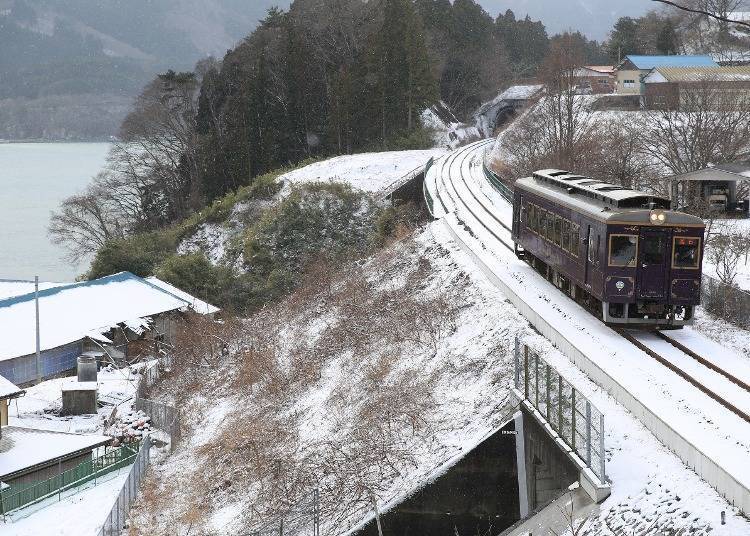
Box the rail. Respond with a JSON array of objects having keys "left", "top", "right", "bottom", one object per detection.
[
  {"left": 482, "top": 162, "right": 513, "bottom": 204},
  {"left": 0, "top": 442, "right": 139, "bottom": 515},
  {"left": 513, "top": 340, "right": 606, "bottom": 483},
  {"left": 431, "top": 142, "right": 750, "bottom": 513}
]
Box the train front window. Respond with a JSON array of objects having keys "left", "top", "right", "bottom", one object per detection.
[
  {"left": 609, "top": 235, "right": 638, "bottom": 267},
  {"left": 673, "top": 237, "right": 701, "bottom": 269},
  {"left": 642, "top": 234, "right": 665, "bottom": 265}
]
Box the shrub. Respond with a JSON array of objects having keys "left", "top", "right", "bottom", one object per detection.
[
  {"left": 244, "top": 182, "right": 382, "bottom": 283},
  {"left": 87, "top": 230, "right": 178, "bottom": 279}
]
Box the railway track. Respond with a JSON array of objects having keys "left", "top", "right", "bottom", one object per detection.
[{"left": 430, "top": 140, "right": 750, "bottom": 427}]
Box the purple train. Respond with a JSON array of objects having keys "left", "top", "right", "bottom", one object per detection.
[{"left": 511, "top": 169, "right": 705, "bottom": 328}]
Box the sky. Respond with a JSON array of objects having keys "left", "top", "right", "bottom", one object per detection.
[{"left": 475, "top": 0, "right": 655, "bottom": 41}]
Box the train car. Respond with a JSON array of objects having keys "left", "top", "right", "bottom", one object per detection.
[{"left": 511, "top": 169, "right": 705, "bottom": 327}]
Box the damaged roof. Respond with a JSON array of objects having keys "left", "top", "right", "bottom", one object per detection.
[{"left": 0, "top": 272, "right": 190, "bottom": 361}]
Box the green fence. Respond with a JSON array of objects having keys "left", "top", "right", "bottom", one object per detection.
[
  {"left": 0, "top": 442, "right": 139, "bottom": 515},
  {"left": 482, "top": 163, "right": 513, "bottom": 204}
]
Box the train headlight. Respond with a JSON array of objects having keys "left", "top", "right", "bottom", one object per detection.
[{"left": 650, "top": 210, "right": 666, "bottom": 224}]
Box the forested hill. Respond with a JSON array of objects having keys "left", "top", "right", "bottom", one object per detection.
[
  {"left": 52, "top": 0, "right": 610, "bottom": 269},
  {"left": 0, "top": 0, "right": 286, "bottom": 140}
]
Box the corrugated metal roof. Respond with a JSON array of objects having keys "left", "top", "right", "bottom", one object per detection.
[
  {"left": 652, "top": 66, "right": 750, "bottom": 82},
  {"left": 0, "top": 272, "right": 190, "bottom": 361},
  {"left": 625, "top": 55, "right": 718, "bottom": 69}
]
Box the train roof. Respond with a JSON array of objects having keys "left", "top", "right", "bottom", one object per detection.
[{"left": 517, "top": 170, "right": 705, "bottom": 226}]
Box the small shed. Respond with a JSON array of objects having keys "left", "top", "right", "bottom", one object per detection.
[
  {"left": 665, "top": 162, "right": 750, "bottom": 214},
  {"left": 0, "top": 426, "right": 110, "bottom": 488},
  {"left": 0, "top": 377, "right": 24, "bottom": 439}
]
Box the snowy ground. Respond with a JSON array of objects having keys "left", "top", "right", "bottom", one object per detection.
[
  {"left": 9, "top": 366, "right": 138, "bottom": 434},
  {"left": 180, "top": 149, "right": 446, "bottom": 267},
  {"left": 4, "top": 468, "right": 128, "bottom": 535},
  {"left": 425, "top": 140, "right": 750, "bottom": 533},
  {"left": 279, "top": 149, "right": 446, "bottom": 194}
]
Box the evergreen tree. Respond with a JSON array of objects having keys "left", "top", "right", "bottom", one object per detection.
[
  {"left": 608, "top": 17, "right": 642, "bottom": 62},
  {"left": 656, "top": 19, "right": 679, "bottom": 55},
  {"left": 370, "top": 0, "right": 437, "bottom": 144}
]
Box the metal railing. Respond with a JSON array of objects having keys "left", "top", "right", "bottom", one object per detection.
[
  {"left": 0, "top": 443, "right": 139, "bottom": 515},
  {"left": 134, "top": 357, "right": 180, "bottom": 451},
  {"left": 482, "top": 163, "right": 512, "bottom": 204},
  {"left": 98, "top": 436, "right": 151, "bottom": 536},
  {"left": 135, "top": 397, "right": 180, "bottom": 451},
  {"left": 701, "top": 274, "right": 750, "bottom": 330},
  {"left": 513, "top": 339, "right": 606, "bottom": 482}
]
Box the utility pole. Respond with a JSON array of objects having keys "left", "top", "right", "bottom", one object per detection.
[{"left": 35, "top": 275, "right": 41, "bottom": 384}]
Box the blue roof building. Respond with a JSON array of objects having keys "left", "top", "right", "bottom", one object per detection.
[{"left": 620, "top": 55, "right": 718, "bottom": 70}]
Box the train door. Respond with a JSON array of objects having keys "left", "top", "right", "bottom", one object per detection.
[{"left": 637, "top": 229, "right": 668, "bottom": 299}]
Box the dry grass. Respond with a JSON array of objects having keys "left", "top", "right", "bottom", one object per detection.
[{"left": 131, "top": 237, "right": 466, "bottom": 535}]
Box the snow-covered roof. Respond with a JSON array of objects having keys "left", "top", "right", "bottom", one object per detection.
[
  {"left": 146, "top": 276, "right": 220, "bottom": 315},
  {"left": 620, "top": 55, "right": 718, "bottom": 70},
  {"left": 0, "top": 280, "right": 65, "bottom": 300},
  {"left": 0, "top": 272, "right": 190, "bottom": 362},
  {"left": 497, "top": 84, "right": 544, "bottom": 101},
  {"left": 645, "top": 66, "right": 750, "bottom": 83},
  {"left": 0, "top": 375, "right": 23, "bottom": 399},
  {"left": 0, "top": 426, "right": 111, "bottom": 479}
]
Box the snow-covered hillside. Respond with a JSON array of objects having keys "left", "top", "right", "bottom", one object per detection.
[
  {"left": 178, "top": 149, "right": 445, "bottom": 267},
  {"left": 132, "top": 216, "right": 749, "bottom": 535}
]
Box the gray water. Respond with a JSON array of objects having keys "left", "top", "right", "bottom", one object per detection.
[{"left": 0, "top": 143, "right": 110, "bottom": 281}]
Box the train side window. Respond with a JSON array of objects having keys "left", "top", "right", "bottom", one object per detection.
[
  {"left": 547, "top": 212, "right": 555, "bottom": 241},
  {"left": 553, "top": 215, "right": 562, "bottom": 246},
  {"left": 672, "top": 237, "right": 701, "bottom": 269},
  {"left": 609, "top": 234, "right": 638, "bottom": 267},
  {"left": 587, "top": 228, "right": 595, "bottom": 263},
  {"left": 529, "top": 205, "right": 537, "bottom": 232},
  {"left": 538, "top": 209, "right": 546, "bottom": 238},
  {"left": 562, "top": 220, "right": 571, "bottom": 251},
  {"left": 571, "top": 224, "right": 580, "bottom": 257}
]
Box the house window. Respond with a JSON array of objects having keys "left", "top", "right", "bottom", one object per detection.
[{"left": 623, "top": 79, "right": 636, "bottom": 89}]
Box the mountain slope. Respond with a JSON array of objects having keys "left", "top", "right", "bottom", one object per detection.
[
  {"left": 0, "top": 0, "right": 290, "bottom": 139},
  {"left": 478, "top": 0, "right": 653, "bottom": 40}
]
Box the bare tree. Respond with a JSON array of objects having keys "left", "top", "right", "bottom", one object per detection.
[
  {"left": 653, "top": 0, "right": 750, "bottom": 29},
  {"left": 501, "top": 35, "right": 600, "bottom": 178},
  {"left": 49, "top": 170, "right": 132, "bottom": 262},
  {"left": 707, "top": 220, "right": 750, "bottom": 286},
  {"left": 113, "top": 70, "right": 201, "bottom": 227},
  {"left": 639, "top": 81, "right": 750, "bottom": 208}
]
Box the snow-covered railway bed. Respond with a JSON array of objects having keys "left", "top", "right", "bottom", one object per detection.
[
  {"left": 623, "top": 330, "right": 750, "bottom": 421},
  {"left": 427, "top": 141, "right": 750, "bottom": 511}
]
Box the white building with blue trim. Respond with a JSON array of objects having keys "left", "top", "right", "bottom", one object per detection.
[{"left": 0, "top": 272, "right": 218, "bottom": 385}]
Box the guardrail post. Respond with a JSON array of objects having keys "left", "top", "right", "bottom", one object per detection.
[
  {"left": 545, "top": 364, "right": 551, "bottom": 421},
  {"left": 523, "top": 346, "right": 529, "bottom": 400},
  {"left": 558, "top": 375, "right": 563, "bottom": 434},
  {"left": 514, "top": 338, "right": 520, "bottom": 390},
  {"left": 599, "top": 414, "right": 605, "bottom": 481},
  {"left": 571, "top": 389, "right": 576, "bottom": 451},
  {"left": 586, "top": 400, "right": 592, "bottom": 466}
]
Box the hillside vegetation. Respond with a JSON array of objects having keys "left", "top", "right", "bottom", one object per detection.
[{"left": 128, "top": 227, "right": 520, "bottom": 535}]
